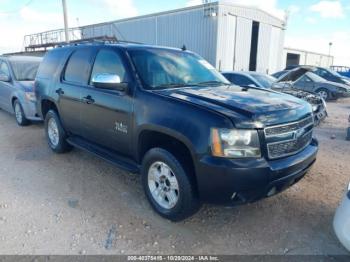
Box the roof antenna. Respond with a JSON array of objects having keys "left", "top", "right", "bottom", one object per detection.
[{"left": 181, "top": 45, "right": 187, "bottom": 51}]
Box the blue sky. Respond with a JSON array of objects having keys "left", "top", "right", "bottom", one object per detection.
[{"left": 0, "top": 0, "right": 349, "bottom": 65}]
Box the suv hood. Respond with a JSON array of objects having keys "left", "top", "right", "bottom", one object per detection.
[{"left": 157, "top": 85, "right": 312, "bottom": 128}]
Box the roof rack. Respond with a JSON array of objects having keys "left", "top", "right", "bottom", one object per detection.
[
  {"left": 23, "top": 25, "right": 144, "bottom": 52},
  {"left": 56, "top": 36, "right": 120, "bottom": 48}
]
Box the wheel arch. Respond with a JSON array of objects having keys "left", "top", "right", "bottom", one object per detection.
[
  {"left": 137, "top": 126, "right": 198, "bottom": 189},
  {"left": 41, "top": 99, "right": 59, "bottom": 119}
]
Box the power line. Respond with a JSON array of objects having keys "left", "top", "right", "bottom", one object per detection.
[{"left": 0, "top": 0, "right": 35, "bottom": 14}]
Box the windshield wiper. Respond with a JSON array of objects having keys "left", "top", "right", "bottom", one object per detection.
[{"left": 196, "top": 81, "right": 230, "bottom": 86}]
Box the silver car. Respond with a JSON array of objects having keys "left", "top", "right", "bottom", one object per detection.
[
  {"left": 0, "top": 56, "right": 42, "bottom": 125},
  {"left": 334, "top": 182, "right": 350, "bottom": 252},
  {"left": 276, "top": 70, "right": 350, "bottom": 101}
]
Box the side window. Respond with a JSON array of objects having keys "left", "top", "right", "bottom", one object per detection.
[
  {"left": 233, "top": 75, "right": 257, "bottom": 86},
  {"left": 0, "top": 62, "right": 10, "bottom": 76},
  {"left": 64, "top": 49, "right": 93, "bottom": 85},
  {"left": 315, "top": 69, "right": 331, "bottom": 79},
  {"left": 90, "top": 49, "right": 127, "bottom": 84},
  {"left": 298, "top": 75, "right": 312, "bottom": 83}
]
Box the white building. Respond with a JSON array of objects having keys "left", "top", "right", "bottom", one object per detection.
[
  {"left": 80, "top": 1, "right": 286, "bottom": 74},
  {"left": 282, "top": 47, "right": 334, "bottom": 69}
]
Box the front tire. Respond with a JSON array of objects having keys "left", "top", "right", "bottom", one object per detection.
[
  {"left": 316, "top": 88, "right": 331, "bottom": 101},
  {"left": 13, "top": 100, "right": 30, "bottom": 126},
  {"left": 44, "top": 110, "right": 72, "bottom": 153},
  {"left": 141, "top": 148, "right": 200, "bottom": 221}
]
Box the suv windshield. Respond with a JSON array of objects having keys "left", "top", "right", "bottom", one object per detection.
[
  {"left": 9, "top": 60, "right": 41, "bottom": 81},
  {"left": 129, "top": 49, "right": 229, "bottom": 89}
]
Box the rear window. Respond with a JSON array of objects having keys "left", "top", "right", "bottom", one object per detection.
[
  {"left": 64, "top": 49, "right": 93, "bottom": 85},
  {"left": 10, "top": 60, "right": 41, "bottom": 81},
  {"left": 37, "top": 49, "right": 68, "bottom": 79}
]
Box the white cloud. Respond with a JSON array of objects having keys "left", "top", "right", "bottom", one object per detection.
[
  {"left": 19, "top": 7, "right": 61, "bottom": 25},
  {"left": 305, "top": 17, "right": 317, "bottom": 24},
  {"left": 287, "top": 5, "right": 300, "bottom": 16},
  {"left": 185, "top": 0, "right": 203, "bottom": 7},
  {"left": 310, "top": 1, "right": 345, "bottom": 18},
  {"left": 102, "top": 0, "right": 138, "bottom": 18},
  {"left": 218, "top": 0, "right": 286, "bottom": 20},
  {"left": 285, "top": 31, "right": 350, "bottom": 65}
]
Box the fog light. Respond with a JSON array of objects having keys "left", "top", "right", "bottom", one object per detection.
[{"left": 267, "top": 187, "right": 277, "bottom": 197}]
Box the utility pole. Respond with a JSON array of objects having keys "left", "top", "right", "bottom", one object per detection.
[
  {"left": 328, "top": 42, "right": 333, "bottom": 67},
  {"left": 62, "top": 0, "right": 69, "bottom": 42}
]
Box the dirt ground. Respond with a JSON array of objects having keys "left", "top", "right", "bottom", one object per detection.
[{"left": 0, "top": 98, "right": 349, "bottom": 255}]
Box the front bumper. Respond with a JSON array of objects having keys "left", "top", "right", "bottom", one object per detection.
[{"left": 196, "top": 138, "right": 318, "bottom": 204}]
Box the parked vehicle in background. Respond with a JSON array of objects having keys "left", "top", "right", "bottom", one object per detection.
[
  {"left": 0, "top": 56, "right": 42, "bottom": 125},
  {"left": 271, "top": 70, "right": 288, "bottom": 79},
  {"left": 222, "top": 71, "right": 327, "bottom": 125},
  {"left": 333, "top": 181, "right": 350, "bottom": 252},
  {"left": 222, "top": 71, "right": 276, "bottom": 89},
  {"left": 35, "top": 43, "right": 318, "bottom": 221},
  {"left": 331, "top": 66, "right": 350, "bottom": 78},
  {"left": 276, "top": 69, "right": 350, "bottom": 101},
  {"left": 278, "top": 66, "right": 350, "bottom": 87}
]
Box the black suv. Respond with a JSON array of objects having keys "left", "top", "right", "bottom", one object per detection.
[{"left": 35, "top": 43, "right": 318, "bottom": 221}]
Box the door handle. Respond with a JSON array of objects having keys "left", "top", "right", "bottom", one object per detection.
[
  {"left": 82, "top": 95, "right": 95, "bottom": 104},
  {"left": 55, "top": 88, "right": 64, "bottom": 95}
]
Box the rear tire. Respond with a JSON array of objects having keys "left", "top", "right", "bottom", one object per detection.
[
  {"left": 44, "top": 110, "right": 72, "bottom": 153},
  {"left": 141, "top": 148, "right": 200, "bottom": 221},
  {"left": 13, "top": 100, "right": 30, "bottom": 126}
]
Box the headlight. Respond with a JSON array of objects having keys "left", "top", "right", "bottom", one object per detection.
[
  {"left": 211, "top": 128, "right": 261, "bottom": 158},
  {"left": 25, "top": 92, "right": 36, "bottom": 102},
  {"left": 312, "top": 104, "right": 319, "bottom": 112}
]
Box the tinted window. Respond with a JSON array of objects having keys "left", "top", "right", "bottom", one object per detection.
[
  {"left": 0, "top": 62, "right": 10, "bottom": 76},
  {"left": 222, "top": 73, "right": 233, "bottom": 82},
  {"left": 37, "top": 49, "right": 69, "bottom": 79},
  {"left": 64, "top": 49, "right": 92, "bottom": 85},
  {"left": 90, "top": 49, "right": 127, "bottom": 84},
  {"left": 296, "top": 75, "right": 313, "bottom": 85},
  {"left": 231, "top": 74, "right": 257, "bottom": 87}
]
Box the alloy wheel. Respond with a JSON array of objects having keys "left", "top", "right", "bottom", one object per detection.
[{"left": 148, "top": 161, "right": 180, "bottom": 209}]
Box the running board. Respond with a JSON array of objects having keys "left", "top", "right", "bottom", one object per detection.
[{"left": 66, "top": 136, "right": 140, "bottom": 174}]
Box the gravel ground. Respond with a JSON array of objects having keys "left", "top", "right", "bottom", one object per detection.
[{"left": 0, "top": 98, "right": 349, "bottom": 255}]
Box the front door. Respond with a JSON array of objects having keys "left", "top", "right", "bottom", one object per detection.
[{"left": 80, "top": 48, "right": 133, "bottom": 157}]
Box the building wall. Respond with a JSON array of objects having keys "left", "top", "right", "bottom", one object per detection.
[
  {"left": 82, "top": 5, "right": 218, "bottom": 66},
  {"left": 81, "top": 2, "right": 286, "bottom": 73},
  {"left": 282, "top": 48, "right": 334, "bottom": 69},
  {"left": 216, "top": 3, "right": 285, "bottom": 73}
]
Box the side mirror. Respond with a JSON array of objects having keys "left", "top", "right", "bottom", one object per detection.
[
  {"left": 0, "top": 73, "right": 10, "bottom": 82},
  {"left": 91, "top": 73, "right": 128, "bottom": 92}
]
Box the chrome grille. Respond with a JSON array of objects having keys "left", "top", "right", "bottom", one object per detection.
[
  {"left": 265, "top": 116, "right": 314, "bottom": 137},
  {"left": 265, "top": 116, "right": 314, "bottom": 159}
]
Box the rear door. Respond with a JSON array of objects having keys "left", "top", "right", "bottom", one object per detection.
[
  {"left": 293, "top": 75, "right": 314, "bottom": 92},
  {"left": 0, "top": 61, "right": 13, "bottom": 112},
  {"left": 56, "top": 48, "right": 95, "bottom": 135},
  {"left": 80, "top": 47, "right": 134, "bottom": 157}
]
